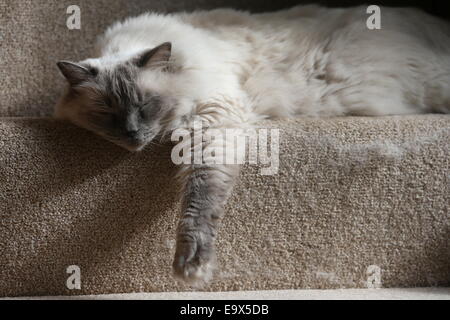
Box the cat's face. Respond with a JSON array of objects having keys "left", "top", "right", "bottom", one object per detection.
[{"left": 56, "top": 42, "right": 172, "bottom": 151}]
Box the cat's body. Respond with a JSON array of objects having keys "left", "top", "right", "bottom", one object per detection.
[
  {"left": 56, "top": 5, "right": 450, "bottom": 283},
  {"left": 90, "top": 5, "right": 450, "bottom": 124}
]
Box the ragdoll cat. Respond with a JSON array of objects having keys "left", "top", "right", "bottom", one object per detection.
[{"left": 55, "top": 5, "right": 450, "bottom": 283}]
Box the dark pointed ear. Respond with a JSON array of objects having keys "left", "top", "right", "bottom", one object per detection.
[
  {"left": 134, "top": 42, "right": 172, "bottom": 68},
  {"left": 57, "top": 61, "right": 96, "bottom": 86}
]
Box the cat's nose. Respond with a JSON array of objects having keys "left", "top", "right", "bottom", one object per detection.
[{"left": 125, "top": 129, "right": 139, "bottom": 138}]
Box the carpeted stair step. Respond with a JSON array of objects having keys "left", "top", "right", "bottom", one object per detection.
[{"left": 0, "top": 116, "right": 449, "bottom": 297}]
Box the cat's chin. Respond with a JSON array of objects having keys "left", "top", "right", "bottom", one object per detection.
[
  {"left": 121, "top": 143, "right": 147, "bottom": 152},
  {"left": 109, "top": 140, "right": 147, "bottom": 152}
]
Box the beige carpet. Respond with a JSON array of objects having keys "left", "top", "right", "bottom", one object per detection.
[
  {"left": 4, "top": 288, "right": 450, "bottom": 300},
  {"left": 0, "top": 116, "right": 449, "bottom": 297}
]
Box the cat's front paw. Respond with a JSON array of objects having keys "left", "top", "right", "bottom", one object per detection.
[{"left": 172, "top": 231, "right": 216, "bottom": 285}]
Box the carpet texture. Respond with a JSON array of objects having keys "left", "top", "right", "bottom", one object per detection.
[
  {"left": 0, "top": 116, "right": 449, "bottom": 297},
  {"left": 4, "top": 288, "right": 450, "bottom": 300}
]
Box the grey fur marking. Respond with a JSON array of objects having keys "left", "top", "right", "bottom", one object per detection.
[
  {"left": 58, "top": 57, "right": 168, "bottom": 151},
  {"left": 173, "top": 163, "right": 240, "bottom": 283}
]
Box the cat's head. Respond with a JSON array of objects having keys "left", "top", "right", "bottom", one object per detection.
[{"left": 55, "top": 42, "right": 173, "bottom": 151}]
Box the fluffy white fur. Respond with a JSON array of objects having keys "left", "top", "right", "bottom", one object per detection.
[{"left": 90, "top": 5, "right": 450, "bottom": 128}]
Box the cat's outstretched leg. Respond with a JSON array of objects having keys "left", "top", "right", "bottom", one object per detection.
[{"left": 173, "top": 163, "right": 239, "bottom": 284}]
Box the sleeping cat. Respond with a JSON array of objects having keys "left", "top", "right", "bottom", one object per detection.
[{"left": 55, "top": 5, "right": 450, "bottom": 283}]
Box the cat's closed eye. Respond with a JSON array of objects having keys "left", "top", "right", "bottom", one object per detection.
[
  {"left": 139, "top": 105, "right": 156, "bottom": 119},
  {"left": 139, "top": 96, "right": 163, "bottom": 118},
  {"left": 87, "top": 110, "right": 118, "bottom": 128}
]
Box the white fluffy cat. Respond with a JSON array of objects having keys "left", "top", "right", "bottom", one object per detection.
[{"left": 56, "top": 5, "right": 450, "bottom": 283}]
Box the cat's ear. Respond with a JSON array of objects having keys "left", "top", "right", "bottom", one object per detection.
[
  {"left": 57, "top": 61, "right": 96, "bottom": 86},
  {"left": 133, "top": 42, "right": 172, "bottom": 68}
]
